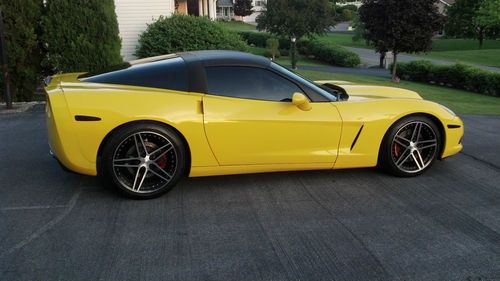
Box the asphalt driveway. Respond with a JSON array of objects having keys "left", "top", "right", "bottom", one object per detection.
[{"left": 0, "top": 105, "right": 499, "bottom": 281}]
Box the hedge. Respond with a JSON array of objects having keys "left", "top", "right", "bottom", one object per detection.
[
  {"left": 397, "top": 60, "right": 500, "bottom": 97},
  {"left": 302, "top": 40, "right": 361, "bottom": 67},
  {"left": 238, "top": 31, "right": 291, "bottom": 50},
  {"left": 239, "top": 31, "right": 360, "bottom": 67},
  {"left": 136, "top": 15, "right": 247, "bottom": 58}
]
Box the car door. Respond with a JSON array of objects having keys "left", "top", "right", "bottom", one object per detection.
[{"left": 202, "top": 65, "right": 342, "bottom": 166}]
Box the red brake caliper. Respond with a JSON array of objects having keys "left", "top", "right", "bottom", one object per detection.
[
  {"left": 157, "top": 154, "right": 169, "bottom": 169},
  {"left": 393, "top": 142, "right": 401, "bottom": 158}
]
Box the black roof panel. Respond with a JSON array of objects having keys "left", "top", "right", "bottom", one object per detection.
[{"left": 178, "top": 50, "right": 271, "bottom": 68}]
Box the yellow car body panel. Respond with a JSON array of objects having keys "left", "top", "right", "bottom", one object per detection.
[
  {"left": 46, "top": 70, "right": 463, "bottom": 178},
  {"left": 202, "top": 94, "right": 342, "bottom": 165},
  {"left": 46, "top": 73, "right": 219, "bottom": 176},
  {"left": 333, "top": 99, "right": 463, "bottom": 169}
]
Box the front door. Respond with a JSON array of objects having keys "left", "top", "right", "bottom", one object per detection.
[{"left": 202, "top": 66, "right": 342, "bottom": 166}]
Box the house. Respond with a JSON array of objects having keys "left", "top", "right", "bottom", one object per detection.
[
  {"left": 216, "top": 0, "right": 234, "bottom": 20},
  {"left": 114, "top": 0, "right": 217, "bottom": 61},
  {"left": 214, "top": 0, "right": 266, "bottom": 22},
  {"left": 436, "top": 0, "right": 455, "bottom": 14},
  {"left": 336, "top": 1, "right": 362, "bottom": 8},
  {"left": 115, "top": 0, "right": 265, "bottom": 61}
]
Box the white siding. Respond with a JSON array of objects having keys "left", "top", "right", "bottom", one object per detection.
[{"left": 115, "top": 0, "right": 175, "bottom": 61}]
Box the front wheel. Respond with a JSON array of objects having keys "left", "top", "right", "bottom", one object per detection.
[
  {"left": 380, "top": 116, "right": 441, "bottom": 177},
  {"left": 101, "top": 123, "right": 188, "bottom": 199}
]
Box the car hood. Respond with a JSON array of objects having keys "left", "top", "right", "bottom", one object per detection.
[{"left": 315, "top": 80, "right": 423, "bottom": 100}]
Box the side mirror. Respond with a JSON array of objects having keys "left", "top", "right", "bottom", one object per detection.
[{"left": 292, "top": 92, "right": 312, "bottom": 111}]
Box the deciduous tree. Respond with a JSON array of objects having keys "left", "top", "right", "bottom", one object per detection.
[
  {"left": 234, "top": 0, "right": 253, "bottom": 17},
  {"left": 476, "top": 0, "right": 500, "bottom": 45},
  {"left": 359, "top": 0, "right": 443, "bottom": 81},
  {"left": 256, "top": 0, "right": 335, "bottom": 69}
]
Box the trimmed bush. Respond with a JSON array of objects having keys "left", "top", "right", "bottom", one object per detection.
[
  {"left": 239, "top": 31, "right": 360, "bottom": 67},
  {"left": 0, "top": 0, "right": 43, "bottom": 102},
  {"left": 302, "top": 40, "right": 361, "bottom": 67},
  {"left": 266, "top": 37, "right": 280, "bottom": 60},
  {"left": 42, "top": 0, "right": 122, "bottom": 72},
  {"left": 238, "top": 31, "right": 292, "bottom": 50},
  {"left": 397, "top": 60, "right": 500, "bottom": 97},
  {"left": 335, "top": 4, "right": 358, "bottom": 21},
  {"left": 238, "top": 31, "right": 270, "bottom": 47},
  {"left": 136, "top": 15, "right": 247, "bottom": 58}
]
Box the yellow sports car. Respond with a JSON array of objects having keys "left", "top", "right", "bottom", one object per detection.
[{"left": 45, "top": 50, "right": 463, "bottom": 198}]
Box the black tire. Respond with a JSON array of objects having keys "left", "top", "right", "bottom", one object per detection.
[
  {"left": 100, "top": 122, "right": 188, "bottom": 199},
  {"left": 379, "top": 115, "right": 441, "bottom": 177}
]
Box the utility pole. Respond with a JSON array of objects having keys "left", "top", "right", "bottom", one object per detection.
[{"left": 0, "top": 9, "right": 12, "bottom": 109}]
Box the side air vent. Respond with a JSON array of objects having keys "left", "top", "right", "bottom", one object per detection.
[
  {"left": 75, "top": 115, "right": 102, "bottom": 122},
  {"left": 350, "top": 125, "right": 364, "bottom": 151}
]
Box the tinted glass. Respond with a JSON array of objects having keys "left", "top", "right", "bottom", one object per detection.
[
  {"left": 81, "top": 57, "right": 188, "bottom": 92},
  {"left": 205, "top": 66, "right": 304, "bottom": 101},
  {"left": 270, "top": 62, "right": 336, "bottom": 101}
]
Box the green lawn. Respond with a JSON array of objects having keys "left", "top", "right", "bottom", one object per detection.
[
  {"left": 430, "top": 39, "right": 500, "bottom": 51},
  {"left": 217, "top": 21, "right": 257, "bottom": 31},
  {"left": 418, "top": 38, "right": 500, "bottom": 67},
  {"left": 418, "top": 49, "right": 500, "bottom": 68},
  {"left": 321, "top": 33, "right": 500, "bottom": 52},
  {"left": 297, "top": 69, "right": 500, "bottom": 115}
]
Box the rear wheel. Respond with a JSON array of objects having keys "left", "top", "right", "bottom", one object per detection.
[
  {"left": 380, "top": 116, "right": 441, "bottom": 177},
  {"left": 101, "top": 123, "right": 187, "bottom": 199}
]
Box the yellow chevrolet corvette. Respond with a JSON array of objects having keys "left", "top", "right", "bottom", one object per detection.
[{"left": 45, "top": 50, "right": 463, "bottom": 198}]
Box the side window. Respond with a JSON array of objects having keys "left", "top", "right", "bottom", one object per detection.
[
  {"left": 205, "top": 66, "right": 304, "bottom": 101},
  {"left": 82, "top": 57, "right": 188, "bottom": 92}
]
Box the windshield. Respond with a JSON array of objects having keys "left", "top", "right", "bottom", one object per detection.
[{"left": 270, "top": 62, "right": 337, "bottom": 101}]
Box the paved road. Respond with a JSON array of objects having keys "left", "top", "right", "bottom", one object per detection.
[
  {"left": 1, "top": 105, "right": 499, "bottom": 281},
  {"left": 346, "top": 46, "right": 500, "bottom": 73}
]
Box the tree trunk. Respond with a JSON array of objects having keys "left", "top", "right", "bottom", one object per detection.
[
  {"left": 479, "top": 27, "right": 484, "bottom": 49},
  {"left": 392, "top": 52, "right": 399, "bottom": 82},
  {"left": 291, "top": 40, "right": 297, "bottom": 70},
  {"left": 379, "top": 51, "right": 386, "bottom": 69},
  {"left": 0, "top": 10, "right": 13, "bottom": 109}
]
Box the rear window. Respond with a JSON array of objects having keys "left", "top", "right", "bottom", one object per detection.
[{"left": 80, "top": 57, "right": 188, "bottom": 92}]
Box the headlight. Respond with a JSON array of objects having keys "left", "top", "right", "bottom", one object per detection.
[{"left": 441, "top": 105, "right": 456, "bottom": 117}]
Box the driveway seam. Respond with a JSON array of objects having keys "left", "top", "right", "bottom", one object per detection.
[{"left": 0, "top": 184, "right": 83, "bottom": 260}]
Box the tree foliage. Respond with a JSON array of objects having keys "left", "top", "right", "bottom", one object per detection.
[
  {"left": 256, "top": 0, "right": 335, "bottom": 68},
  {"left": 334, "top": 4, "right": 357, "bottom": 22},
  {"left": 42, "top": 0, "right": 122, "bottom": 72},
  {"left": 234, "top": 0, "right": 253, "bottom": 17},
  {"left": 135, "top": 14, "right": 247, "bottom": 58},
  {"left": 256, "top": 0, "right": 335, "bottom": 40},
  {"left": 0, "top": 0, "right": 43, "bottom": 102},
  {"left": 445, "top": 0, "right": 483, "bottom": 39},
  {"left": 477, "top": 0, "right": 500, "bottom": 26},
  {"left": 476, "top": 0, "right": 500, "bottom": 27},
  {"left": 476, "top": 0, "right": 500, "bottom": 40},
  {"left": 359, "top": 0, "right": 444, "bottom": 80},
  {"left": 444, "top": 0, "right": 500, "bottom": 47}
]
